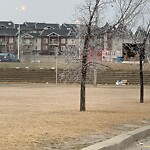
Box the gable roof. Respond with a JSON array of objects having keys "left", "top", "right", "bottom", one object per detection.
[
  {"left": 23, "top": 22, "right": 36, "bottom": 28},
  {"left": 40, "top": 28, "right": 70, "bottom": 37},
  {"left": 15, "top": 22, "right": 61, "bottom": 32},
  {"left": 61, "top": 23, "right": 77, "bottom": 30},
  {"left": 61, "top": 23, "right": 78, "bottom": 36},
  {"left": 0, "top": 21, "right": 15, "bottom": 29},
  {"left": 0, "top": 28, "right": 18, "bottom": 36},
  {"left": 15, "top": 24, "right": 35, "bottom": 32},
  {"left": 35, "top": 23, "right": 60, "bottom": 30},
  {"left": 20, "top": 33, "right": 34, "bottom": 38}
]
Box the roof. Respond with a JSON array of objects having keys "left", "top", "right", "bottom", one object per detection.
[
  {"left": 15, "top": 22, "right": 36, "bottom": 31},
  {"left": 23, "top": 22, "right": 36, "bottom": 28},
  {"left": 35, "top": 23, "right": 60, "bottom": 30},
  {"left": 21, "top": 32, "right": 41, "bottom": 38},
  {"left": 61, "top": 23, "right": 78, "bottom": 36},
  {"left": 15, "top": 24, "right": 32, "bottom": 32},
  {"left": 15, "top": 22, "right": 61, "bottom": 33},
  {"left": 0, "top": 21, "right": 15, "bottom": 29},
  {"left": 0, "top": 28, "right": 18, "bottom": 36},
  {"left": 40, "top": 28, "right": 70, "bottom": 37},
  {"left": 61, "top": 23, "right": 77, "bottom": 30}
]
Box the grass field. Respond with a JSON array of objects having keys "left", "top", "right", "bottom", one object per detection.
[
  {"left": 0, "top": 56, "right": 150, "bottom": 71},
  {"left": 0, "top": 84, "right": 150, "bottom": 150}
]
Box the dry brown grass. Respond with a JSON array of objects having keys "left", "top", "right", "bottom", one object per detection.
[
  {"left": 0, "top": 59, "right": 150, "bottom": 71},
  {"left": 0, "top": 84, "right": 150, "bottom": 150},
  {"left": 99, "top": 62, "right": 150, "bottom": 71}
]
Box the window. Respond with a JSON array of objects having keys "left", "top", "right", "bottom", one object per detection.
[
  {"left": 8, "top": 53, "right": 15, "bottom": 58},
  {"left": 9, "top": 45, "right": 13, "bottom": 50},
  {"left": 9, "top": 38, "right": 13, "bottom": 43},
  {"left": 61, "top": 46, "right": 66, "bottom": 51},
  {"left": 0, "top": 25, "right": 6, "bottom": 28},
  {"left": 31, "top": 31, "right": 37, "bottom": 33},
  {"left": 61, "top": 39, "right": 65, "bottom": 44},
  {"left": 51, "top": 39, "right": 57, "bottom": 44},
  {"left": 42, "top": 45, "right": 48, "bottom": 50},
  {"left": 72, "top": 40, "right": 75, "bottom": 44},
  {"left": 43, "top": 38, "right": 48, "bottom": 44},
  {"left": 8, "top": 23, "right": 12, "bottom": 26}
]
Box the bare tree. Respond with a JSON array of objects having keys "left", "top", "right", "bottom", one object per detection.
[
  {"left": 76, "top": 0, "right": 150, "bottom": 111},
  {"left": 77, "top": 0, "right": 150, "bottom": 111},
  {"left": 59, "top": 0, "right": 149, "bottom": 111},
  {"left": 134, "top": 23, "right": 150, "bottom": 103}
]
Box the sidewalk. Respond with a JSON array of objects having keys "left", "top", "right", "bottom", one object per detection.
[
  {"left": 81, "top": 125, "right": 150, "bottom": 150},
  {"left": 125, "top": 136, "right": 150, "bottom": 150}
]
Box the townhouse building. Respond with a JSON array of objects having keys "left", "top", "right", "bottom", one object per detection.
[
  {"left": 0, "top": 20, "right": 149, "bottom": 62},
  {"left": 0, "top": 21, "right": 17, "bottom": 53},
  {"left": 19, "top": 22, "right": 77, "bottom": 55}
]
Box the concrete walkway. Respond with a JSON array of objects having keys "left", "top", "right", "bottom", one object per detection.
[
  {"left": 125, "top": 136, "right": 150, "bottom": 150},
  {"left": 81, "top": 125, "right": 150, "bottom": 150}
]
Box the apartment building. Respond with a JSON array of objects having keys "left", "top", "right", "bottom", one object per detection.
[{"left": 0, "top": 20, "right": 149, "bottom": 62}]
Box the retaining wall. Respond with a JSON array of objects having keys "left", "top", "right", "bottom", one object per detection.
[{"left": 0, "top": 68, "right": 149, "bottom": 85}]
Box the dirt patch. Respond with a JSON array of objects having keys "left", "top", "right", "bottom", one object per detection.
[{"left": 0, "top": 84, "right": 150, "bottom": 150}]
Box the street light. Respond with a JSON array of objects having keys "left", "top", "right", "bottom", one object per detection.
[
  {"left": 17, "top": 24, "right": 20, "bottom": 59},
  {"left": 55, "top": 46, "right": 58, "bottom": 84},
  {"left": 55, "top": 35, "right": 60, "bottom": 84},
  {"left": 16, "top": 5, "right": 26, "bottom": 60},
  {"left": 75, "top": 19, "right": 82, "bottom": 59}
]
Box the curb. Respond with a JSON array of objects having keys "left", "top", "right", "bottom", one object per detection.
[{"left": 81, "top": 125, "right": 150, "bottom": 150}]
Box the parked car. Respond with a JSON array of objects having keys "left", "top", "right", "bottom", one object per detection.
[
  {"left": 0, "top": 53, "right": 20, "bottom": 62},
  {"left": 39, "top": 50, "right": 55, "bottom": 55}
]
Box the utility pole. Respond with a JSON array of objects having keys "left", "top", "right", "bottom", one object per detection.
[{"left": 17, "top": 24, "right": 20, "bottom": 60}]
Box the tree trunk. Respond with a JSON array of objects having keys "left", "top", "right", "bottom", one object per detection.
[
  {"left": 80, "top": 0, "right": 99, "bottom": 111},
  {"left": 139, "top": 51, "right": 144, "bottom": 103},
  {"left": 80, "top": 35, "right": 89, "bottom": 111},
  {"left": 80, "top": 66, "right": 86, "bottom": 111}
]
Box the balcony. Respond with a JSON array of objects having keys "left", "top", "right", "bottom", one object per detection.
[{"left": 22, "top": 41, "right": 33, "bottom": 46}]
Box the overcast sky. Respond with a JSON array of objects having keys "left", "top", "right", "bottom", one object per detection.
[
  {"left": 0, "top": 0, "right": 84, "bottom": 24},
  {"left": 0, "top": 0, "right": 149, "bottom": 28}
]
